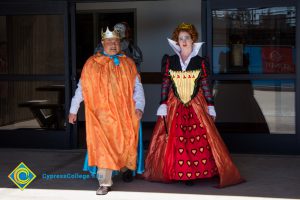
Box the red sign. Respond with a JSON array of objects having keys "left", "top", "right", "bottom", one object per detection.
[{"left": 261, "top": 47, "right": 295, "bottom": 73}]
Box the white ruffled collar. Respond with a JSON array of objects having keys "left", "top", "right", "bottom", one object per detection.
[{"left": 167, "top": 38, "right": 204, "bottom": 71}]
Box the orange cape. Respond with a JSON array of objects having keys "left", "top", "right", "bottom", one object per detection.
[
  {"left": 81, "top": 53, "right": 139, "bottom": 170},
  {"left": 144, "top": 90, "right": 244, "bottom": 187}
]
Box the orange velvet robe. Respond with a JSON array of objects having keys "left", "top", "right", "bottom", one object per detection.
[{"left": 81, "top": 53, "right": 140, "bottom": 171}]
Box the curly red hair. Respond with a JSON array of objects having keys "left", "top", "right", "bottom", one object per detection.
[{"left": 172, "top": 23, "right": 198, "bottom": 43}]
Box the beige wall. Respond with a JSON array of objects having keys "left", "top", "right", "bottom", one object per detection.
[{"left": 77, "top": 0, "right": 203, "bottom": 121}]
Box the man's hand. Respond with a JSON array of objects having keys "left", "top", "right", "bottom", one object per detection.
[
  {"left": 135, "top": 109, "right": 143, "bottom": 120},
  {"left": 68, "top": 113, "right": 77, "bottom": 124}
]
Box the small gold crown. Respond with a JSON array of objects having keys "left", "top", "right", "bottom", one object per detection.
[
  {"left": 178, "top": 23, "right": 193, "bottom": 30},
  {"left": 101, "top": 27, "right": 120, "bottom": 40}
]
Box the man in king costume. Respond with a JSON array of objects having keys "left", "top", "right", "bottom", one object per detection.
[{"left": 69, "top": 27, "right": 145, "bottom": 195}]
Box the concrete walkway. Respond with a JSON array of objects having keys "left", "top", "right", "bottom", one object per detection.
[{"left": 1, "top": 149, "right": 300, "bottom": 200}]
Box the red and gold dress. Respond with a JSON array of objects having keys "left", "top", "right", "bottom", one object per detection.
[{"left": 143, "top": 54, "right": 243, "bottom": 187}]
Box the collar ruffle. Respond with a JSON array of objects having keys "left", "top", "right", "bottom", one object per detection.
[
  {"left": 167, "top": 38, "right": 204, "bottom": 57},
  {"left": 167, "top": 38, "right": 204, "bottom": 71}
]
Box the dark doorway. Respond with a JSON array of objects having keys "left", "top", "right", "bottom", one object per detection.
[
  {"left": 75, "top": 10, "right": 135, "bottom": 148},
  {"left": 76, "top": 11, "right": 135, "bottom": 74}
]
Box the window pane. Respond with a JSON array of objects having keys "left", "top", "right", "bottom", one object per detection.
[
  {"left": 0, "top": 15, "right": 64, "bottom": 75},
  {"left": 0, "top": 81, "right": 65, "bottom": 130},
  {"left": 214, "top": 80, "right": 295, "bottom": 134},
  {"left": 212, "top": 7, "right": 296, "bottom": 74}
]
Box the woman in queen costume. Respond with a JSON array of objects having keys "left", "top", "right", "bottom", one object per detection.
[{"left": 143, "top": 23, "right": 244, "bottom": 187}]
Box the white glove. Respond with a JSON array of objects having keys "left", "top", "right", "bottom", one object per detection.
[
  {"left": 156, "top": 104, "right": 167, "bottom": 116},
  {"left": 208, "top": 106, "right": 216, "bottom": 117}
]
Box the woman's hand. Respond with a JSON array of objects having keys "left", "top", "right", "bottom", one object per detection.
[
  {"left": 157, "top": 104, "right": 167, "bottom": 118},
  {"left": 208, "top": 106, "right": 216, "bottom": 121}
]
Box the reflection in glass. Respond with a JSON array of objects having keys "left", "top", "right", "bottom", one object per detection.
[
  {"left": 0, "top": 15, "right": 64, "bottom": 75},
  {"left": 214, "top": 80, "right": 295, "bottom": 134},
  {"left": 212, "top": 7, "right": 296, "bottom": 74},
  {"left": 0, "top": 81, "right": 65, "bottom": 130}
]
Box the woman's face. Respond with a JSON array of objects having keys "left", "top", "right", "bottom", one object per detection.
[{"left": 178, "top": 31, "right": 193, "bottom": 50}]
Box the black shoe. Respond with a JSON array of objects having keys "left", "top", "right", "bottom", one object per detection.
[
  {"left": 185, "top": 180, "right": 194, "bottom": 186},
  {"left": 122, "top": 170, "right": 133, "bottom": 182},
  {"left": 96, "top": 186, "right": 111, "bottom": 195}
]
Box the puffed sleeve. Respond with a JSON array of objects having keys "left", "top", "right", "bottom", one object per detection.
[
  {"left": 199, "top": 58, "right": 214, "bottom": 105},
  {"left": 160, "top": 54, "right": 171, "bottom": 104}
]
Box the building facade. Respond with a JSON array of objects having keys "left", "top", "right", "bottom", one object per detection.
[{"left": 0, "top": 0, "right": 299, "bottom": 154}]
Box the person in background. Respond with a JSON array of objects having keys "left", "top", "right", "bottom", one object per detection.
[{"left": 94, "top": 22, "right": 143, "bottom": 72}]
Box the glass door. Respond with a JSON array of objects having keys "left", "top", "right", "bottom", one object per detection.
[
  {"left": 205, "top": 0, "right": 300, "bottom": 154},
  {"left": 0, "top": 2, "right": 72, "bottom": 148}
]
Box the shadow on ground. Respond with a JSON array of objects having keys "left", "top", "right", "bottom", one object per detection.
[{"left": 1, "top": 149, "right": 300, "bottom": 199}]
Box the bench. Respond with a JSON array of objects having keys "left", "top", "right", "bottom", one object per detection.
[{"left": 19, "top": 100, "right": 65, "bottom": 129}]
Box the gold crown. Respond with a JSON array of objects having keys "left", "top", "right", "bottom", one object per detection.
[
  {"left": 178, "top": 23, "right": 193, "bottom": 30},
  {"left": 101, "top": 27, "right": 120, "bottom": 40}
]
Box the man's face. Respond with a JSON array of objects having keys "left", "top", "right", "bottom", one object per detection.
[{"left": 102, "top": 38, "right": 121, "bottom": 55}]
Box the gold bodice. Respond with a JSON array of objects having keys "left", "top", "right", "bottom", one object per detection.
[{"left": 169, "top": 70, "right": 201, "bottom": 104}]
